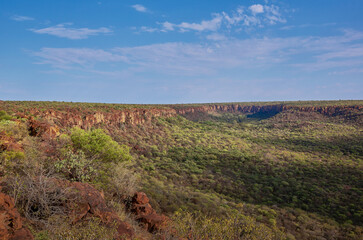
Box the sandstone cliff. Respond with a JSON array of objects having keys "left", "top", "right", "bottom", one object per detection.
[{"left": 0, "top": 101, "right": 361, "bottom": 134}]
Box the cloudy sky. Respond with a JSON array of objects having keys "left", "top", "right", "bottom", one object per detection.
[{"left": 1, "top": 0, "right": 362, "bottom": 103}]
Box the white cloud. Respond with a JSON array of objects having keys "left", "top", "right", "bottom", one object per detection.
[
  {"left": 177, "top": 14, "right": 223, "bottom": 32},
  {"left": 30, "top": 23, "right": 112, "bottom": 39},
  {"left": 159, "top": 15, "right": 223, "bottom": 33},
  {"left": 317, "top": 46, "right": 363, "bottom": 61},
  {"left": 32, "top": 30, "right": 363, "bottom": 76},
  {"left": 162, "top": 22, "right": 175, "bottom": 31},
  {"left": 32, "top": 48, "right": 126, "bottom": 68},
  {"left": 249, "top": 4, "right": 264, "bottom": 14},
  {"left": 264, "top": 5, "right": 286, "bottom": 24},
  {"left": 206, "top": 33, "right": 227, "bottom": 41},
  {"left": 141, "top": 4, "right": 285, "bottom": 33},
  {"left": 139, "top": 26, "right": 159, "bottom": 33},
  {"left": 11, "top": 15, "right": 34, "bottom": 21},
  {"left": 132, "top": 4, "right": 147, "bottom": 12},
  {"left": 329, "top": 68, "right": 363, "bottom": 75}
]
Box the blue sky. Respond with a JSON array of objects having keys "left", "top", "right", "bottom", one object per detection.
[{"left": 1, "top": 0, "right": 362, "bottom": 103}]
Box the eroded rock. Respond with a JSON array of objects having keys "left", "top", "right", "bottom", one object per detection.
[
  {"left": 0, "top": 192, "right": 33, "bottom": 240},
  {"left": 28, "top": 118, "right": 59, "bottom": 139},
  {"left": 131, "top": 192, "right": 168, "bottom": 233},
  {"left": 57, "top": 180, "right": 135, "bottom": 239},
  {"left": 0, "top": 131, "right": 22, "bottom": 152}
]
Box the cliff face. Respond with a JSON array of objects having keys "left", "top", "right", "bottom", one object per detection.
[
  {"left": 8, "top": 103, "right": 362, "bottom": 135},
  {"left": 175, "top": 104, "right": 362, "bottom": 117},
  {"left": 16, "top": 108, "right": 177, "bottom": 131}
]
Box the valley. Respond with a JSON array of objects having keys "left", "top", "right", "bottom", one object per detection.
[{"left": 0, "top": 100, "right": 362, "bottom": 239}]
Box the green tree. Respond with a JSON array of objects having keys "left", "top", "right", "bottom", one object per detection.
[{"left": 70, "top": 127, "right": 131, "bottom": 163}]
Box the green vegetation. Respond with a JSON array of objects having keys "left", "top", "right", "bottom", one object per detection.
[
  {"left": 0, "top": 110, "right": 13, "bottom": 121},
  {"left": 108, "top": 106, "right": 362, "bottom": 239},
  {"left": 34, "top": 216, "right": 117, "bottom": 240},
  {"left": 54, "top": 150, "right": 96, "bottom": 182},
  {"left": 0, "top": 117, "right": 137, "bottom": 239},
  {"left": 0, "top": 100, "right": 169, "bottom": 115},
  {"left": 0, "top": 99, "right": 361, "bottom": 115},
  {"left": 167, "top": 210, "right": 286, "bottom": 240},
  {"left": 0, "top": 101, "right": 362, "bottom": 239},
  {"left": 70, "top": 127, "right": 131, "bottom": 163}
]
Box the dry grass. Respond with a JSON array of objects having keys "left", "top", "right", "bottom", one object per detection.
[{"left": 110, "top": 163, "right": 139, "bottom": 198}]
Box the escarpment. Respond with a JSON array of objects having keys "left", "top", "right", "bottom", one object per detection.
[
  {"left": 0, "top": 101, "right": 361, "bottom": 138},
  {"left": 18, "top": 108, "right": 177, "bottom": 130},
  {"left": 174, "top": 103, "right": 362, "bottom": 117}
]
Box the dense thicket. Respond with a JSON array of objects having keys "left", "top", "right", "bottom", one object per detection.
[{"left": 112, "top": 109, "right": 362, "bottom": 239}]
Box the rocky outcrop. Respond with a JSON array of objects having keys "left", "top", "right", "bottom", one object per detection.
[
  {"left": 130, "top": 192, "right": 168, "bottom": 233},
  {"left": 28, "top": 118, "right": 60, "bottom": 139},
  {"left": 57, "top": 180, "right": 135, "bottom": 239},
  {"left": 54, "top": 182, "right": 169, "bottom": 238},
  {"left": 17, "top": 108, "right": 177, "bottom": 131},
  {"left": 0, "top": 102, "right": 359, "bottom": 139},
  {"left": 0, "top": 192, "right": 33, "bottom": 240},
  {"left": 0, "top": 132, "right": 22, "bottom": 152}
]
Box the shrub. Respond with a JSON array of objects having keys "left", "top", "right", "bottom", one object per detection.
[
  {"left": 167, "top": 210, "right": 286, "bottom": 240},
  {"left": 34, "top": 231, "right": 49, "bottom": 240},
  {"left": 58, "top": 133, "right": 72, "bottom": 148},
  {"left": 0, "top": 110, "right": 12, "bottom": 121},
  {"left": 43, "top": 216, "right": 116, "bottom": 240},
  {"left": 0, "top": 120, "right": 28, "bottom": 140},
  {"left": 54, "top": 150, "right": 96, "bottom": 182},
  {"left": 4, "top": 172, "right": 67, "bottom": 222},
  {"left": 109, "top": 163, "right": 139, "bottom": 198},
  {"left": 0, "top": 150, "right": 25, "bottom": 174},
  {"left": 70, "top": 128, "right": 131, "bottom": 163}
]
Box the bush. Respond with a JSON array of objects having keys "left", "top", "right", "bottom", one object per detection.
[
  {"left": 0, "top": 110, "right": 12, "bottom": 121},
  {"left": 70, "top": 128, "right": 131, "bottom": 163},
  {"left": 55, "top": 150, "right": 96, "bottom": 182},
  {"left": 0, "top": 120, "right": 28, "bottom": 140},
  {"left": 43, "top": 216, "right": 116, "bottom": 240},
  {"left": 166, "top": 210, "right": 286, "bottom": 240},
  {"left": 4, "top": 172, "right": 67, "bottom": 222},
  {"left": 109, "top": 163, "right": 139, "bottom": 198},
  {"left": 0, "top": 150, "right": 25, "bottom": 174}
]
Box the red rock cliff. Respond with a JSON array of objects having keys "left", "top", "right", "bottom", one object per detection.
[
  {"left": 174, "top": 104, "right": 362, "bottom": 117},
  {"left": 3, "top": 102, "right": 361, "bottom": 134}
]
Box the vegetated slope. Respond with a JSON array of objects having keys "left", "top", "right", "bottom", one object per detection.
[{"left": 0, "top": 100, "right": 362, "bottom": 239}]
